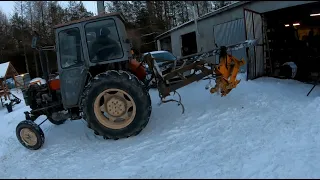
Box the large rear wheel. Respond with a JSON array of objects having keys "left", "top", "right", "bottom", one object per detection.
[{"left": 82, "top": 70, "right": 152, "bottom": 140}]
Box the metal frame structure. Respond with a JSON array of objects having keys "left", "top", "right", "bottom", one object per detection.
[
  {"left": 243, "top": 8, "right": 264, "bottom": 80},
  {"left": 143, "top": 39, "right": 257, "bottom": 113}
]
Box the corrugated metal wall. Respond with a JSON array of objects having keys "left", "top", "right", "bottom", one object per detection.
[
  {"left": 213, "top": 18, "right": 247, "bottom": 72},
  {"left": 244, "top": 10, "right": 264, "bottom": 80}
]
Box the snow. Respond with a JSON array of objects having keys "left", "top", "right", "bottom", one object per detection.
[
  {"left": 0, "top": 62, "right": 9, "bottom": 78},
  {"left": 29, "top": 78, "right": 47, "bottom": 85},
  {"left": 2, "top": 73, "right": 320, "bottom": 178},
  {"left": 143, "top": 50, "right": 169, "bottom": 56},
  {"left": 3, "top": 100, "right": 10, "bottom": 105}
]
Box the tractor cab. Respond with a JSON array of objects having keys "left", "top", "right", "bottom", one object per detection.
[
  {"left": 31, "top": 12, "right": 133, "bottom": 109},
  {"left": 53, "top": 12, "right": 132, "bottom": 65}
]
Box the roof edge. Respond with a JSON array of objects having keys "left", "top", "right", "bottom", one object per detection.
[
  {"left": 0, "top": 61, "right": 11, "bottom": 79},
  {"left": 54, "top": 12, "right": 126, "bottom": 29},
  {"left": 155, "top": 1, "right": 250, "bottom": 40}
]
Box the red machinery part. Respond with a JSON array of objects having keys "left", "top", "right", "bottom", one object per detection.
[
  {"left": 129, "top": 59, "right": 147, "bottom": 80},
  {"left": 49, "top": 79, "right": 61, "bottom": 91}
]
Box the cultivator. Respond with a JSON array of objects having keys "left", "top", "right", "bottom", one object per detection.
[{"left": 143, "top": 40, "right": 257, "bottom": 113}]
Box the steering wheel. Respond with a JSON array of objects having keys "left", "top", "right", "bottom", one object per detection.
[{"left": 96, "top": 45, "right": 119, "bottom": 60}]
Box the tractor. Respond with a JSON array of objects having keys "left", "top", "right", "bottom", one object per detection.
[{"left": 16, "top": 12, "right": 257, "bottom": 150}]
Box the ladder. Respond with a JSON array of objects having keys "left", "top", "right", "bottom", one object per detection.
[{"left": 262, "top": 15, "right": 272, "bottom": 75}]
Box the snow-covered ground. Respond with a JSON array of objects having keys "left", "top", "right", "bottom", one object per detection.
[{"left": 1, "top": 73, "right": 320, "bottom": 178}]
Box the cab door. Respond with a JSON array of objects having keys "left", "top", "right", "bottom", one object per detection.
[{"left": 56, "top": 24, "right": 88, "bottom": 108}]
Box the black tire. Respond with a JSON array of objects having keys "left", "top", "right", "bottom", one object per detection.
[
  {"left": 16, "top": 120, "right": 45, "bottom": 150},
  {"left": 47, "top": 117, "right": 66, "bottom": 125},
  {"left": 46, "top": 110, "right": 67, "bottom": 125},
  {"left": 82, "top": 70, "right": 152, "bottom": 140}
]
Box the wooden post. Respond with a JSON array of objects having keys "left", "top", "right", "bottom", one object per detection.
[
  {"left": 13, "top": 75, "right": 17, "bottom": 89},
  {"left": 3, "top": 77, "right": 8, "bottom": 100},
  {"left": 97, "top": 1, "right": 105, "bottom": 15}
]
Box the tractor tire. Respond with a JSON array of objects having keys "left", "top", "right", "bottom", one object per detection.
[
  {"left": 46, "top": 111, "right": 67, "bottom": 125},
  {"left": 47, "top": 117, "right": 66, "bottom": 125},
  {"left": 16, "top": 120, "right": 45, "bottom": 150},
  {"left": 82, "top": 70, "right": 152, "bottom": 140}
]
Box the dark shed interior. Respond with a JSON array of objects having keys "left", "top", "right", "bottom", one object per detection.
[{"left": 264, "top": 2, "right": 320, "bottom": 82}]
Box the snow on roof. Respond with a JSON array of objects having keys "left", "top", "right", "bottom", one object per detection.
[
  {"left": 143, "top": 51, "right": 169, "bottom": 56},
  {"left": 0, "top": 62, "right": 9, "bottom": 79},
  {"left": 30, "top": 77, "right": 47, "bottom": 85}
]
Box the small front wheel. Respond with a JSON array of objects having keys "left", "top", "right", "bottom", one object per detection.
[{"left": 16, "top": 120, "right": 45, "bottom": 150}]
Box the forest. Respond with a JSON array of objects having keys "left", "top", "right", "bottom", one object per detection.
[{"left": 0, "top": 1, "right": 234, "bottom": 78}]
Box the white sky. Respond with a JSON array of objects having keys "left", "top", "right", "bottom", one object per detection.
[{"left": 0, "top": 1, "right": 97, "bottom": 18}]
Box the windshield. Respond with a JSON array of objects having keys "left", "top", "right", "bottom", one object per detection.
[
  {"left": 151, "top": 52, "right": 177, "bottom": 63},
  {"left": 85, "top": 19, "right": 123, "bottom": 62}
]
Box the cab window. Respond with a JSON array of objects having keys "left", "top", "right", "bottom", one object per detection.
[
  {"left": 85, "top": 19, "right": 124, "bottom": 62},
  {"left": 58, "top": 28, "right": 84, "bottom": 69}
]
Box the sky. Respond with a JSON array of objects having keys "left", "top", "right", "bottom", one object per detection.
[{"left": 0, "top": 1, "right": 97, "bottom": 18}]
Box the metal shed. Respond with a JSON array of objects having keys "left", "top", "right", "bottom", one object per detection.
[{"left": 155, "top": 1, "right": 317, "bottom": 80}]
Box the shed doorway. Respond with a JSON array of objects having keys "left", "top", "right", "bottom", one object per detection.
[
  {"left": 263, "top": 2, "right": 320, "bottom": 83},
  {"left": 159, "top": 36, "right": 172, "bottom": 52},
  {"left": 181, "top": 31, "right": 198, "bottom": 57}
]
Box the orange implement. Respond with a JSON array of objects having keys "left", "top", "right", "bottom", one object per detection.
[{"left": 210, "top": 54, "right": 245, "bottom": 96}]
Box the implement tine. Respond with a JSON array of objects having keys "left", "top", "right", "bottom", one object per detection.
[{"left": 160, "top": 91, "right": 185, "bottom": 114}]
